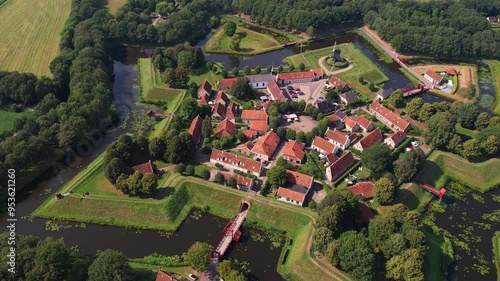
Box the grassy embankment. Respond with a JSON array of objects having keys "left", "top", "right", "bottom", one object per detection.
[
  {"left": 0, "top": 110, "right": 33, "bottom": 133},
  {"left": 486, "top": 60, "right": 500, "bottom": 115},
  {"left": 0, "top": 0, "right": 71, "bottom": 76},
  {"left": 493, "top": 231, "right": 500, "bottom": 281},
  {"left": 423, "top": 228, "right": 454, "bottom": 281},
  {"left": 106, "top": 0, "right": 127, "bottom": 14},
  {"left": 34, "top": 164, "right": 348, "bottom": 280},
  {"left": 415, "top": 150, "right": 500, "bottom": 193}
]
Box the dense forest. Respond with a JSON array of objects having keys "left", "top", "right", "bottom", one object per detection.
[{"left": 364, "top": 0, "right": 500, "bottom": 58}]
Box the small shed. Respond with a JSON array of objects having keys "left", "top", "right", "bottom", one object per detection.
[{"left": 446, "top": 68, "right": 457, "bottom": 76}]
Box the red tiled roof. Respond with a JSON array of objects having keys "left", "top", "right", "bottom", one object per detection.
[
  {"left": 357, "top": 201, "right": 374, "bottom": 224},
  {"left": 237, "top": 141, "right": 254, "bottom": 151},
  {"left": 325, "top": 129, "right": 349, "bottom": 146},
  {"left": 370, "top": 101, "right": 411, "bottom": 132},
  {"left": 327, "top": 151, "right": 355, "bottom": 180},
  {"left": 218, "top": 78, "right": 237, "bottom": 89},
  {"left": 221, "top": 172, "right": 253, "bottom": 188},
  {"left": 281, "top": 141, "right": 305, "bottom": 162},
  {"left": 215, "top": 91, "right": 229, "bottom": 104},
  {"left": 210, "top": 149, "right": 263, "bottom": 174},
  {"left": 225, "top": 103, "right": 238, "bottom": 119},
  {"left": 252, "top": 131, "right": 280, "bottom": 157},
  {"left": 242, "top": 129, "right": 258, "bottom": 139},
  {"left": 343, "top": 116, "right": 357, "bottom": 129},
  {"left": 348, "top": 133, "right": 358, "bottom": 143},
  {"left": 359, "top": 128, "right": 383, "bottom": 149},
  {"left": 249, "top": 120, "right": 268, "bottom": 132},
  {"left": 312, "top": 68, "right": 323, "bottom": 77},
  {"left": 277, "top": 187, "right": 307, "bottom": 203},
  {"left": 446, "top": 68, "right": 457, "bottom": 76},
  {"left": 277, "top": 70, "right": 315, "bottom": 81},
  {"left": 188, "top": 115, "right": 203, "bottom": 143},
  {"left": 198, "top": 80, "right": 212, "bottom": 95},
  {"left": 198, "top": 92, "right": 209, "bottom": 104},
  {"left": 312, "top": 136, "right": 336, "bottom": 154},
  {"left": 356, "top": 116, "right": 373, "bottom": 130},
  {"left": 216, "top": 118, "right": 236, "bottom": 136},
  {"left": 327, "top": 114, "right": 340, "bottom": 122},
  {"left": 425, "top": 70, "right": 443, "bottom": 82},
  {"left": 286, "top": 169, "right": 314, "bottom": 189},
  {"left": 325, "top": 152, "right": 339, "bottom": 164},
  {"left": 131, "top": 161, "right": 154, "bottom": 174},
  {"left": 212, "top": 102, "right": 226, "bottom": 118},
  {"left": 156, "top": 271, "right": 180, "bottom": 281},
  {"left": 328, "top": 76, "right": 349, "bottom": 89},
  {"left": 349, "top": 181, "right": 374, "bottom": 199},
  {"left": 241, "top": 110, "right": 268, "bottom": 121},
  {"left": 267, "top": 79, "right": 287, "bottom": 102},
  {"left": 387, "top": 131, "right": 407, "bottom": 146}
]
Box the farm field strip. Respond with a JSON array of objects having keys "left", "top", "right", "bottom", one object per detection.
[{"left": 0, "top": 0, "right": 71, "bottom": 77}]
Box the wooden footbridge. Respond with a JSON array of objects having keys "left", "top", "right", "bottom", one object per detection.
[
  {"left": 415, "top": 182, "right": 447, "bottom": 201},
  {"left": 209, "top": 201, "right": 250, "bottom": 261}
]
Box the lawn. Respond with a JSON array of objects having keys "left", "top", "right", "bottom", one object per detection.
[
  {"left": 285, "top": 46, "right": 331, "bottom": 69},
  {"left": 106, "top": 0, "right": 127, "bottom": 15},
  {"left": 138, "top": 58, "right": 184, "bottom": 113},
  {"left": 485, "top": 60, "right": 500, "bottom": 115},
  {"left": 205, "top": 26, "right": 283, "bottom": 56},
  {"left": 493, "top": 231, "right": 500, "bottom": 281},
  {"left": 394, "top": 184, "right": 433, "bottom": 212},
  {"left": 423, "top": 228, "right": 453, "bottom": 281},
  {"left": 455, "top": 124, "right": 479, "bottom": 139},
  {"left": 0, "top": 109, "right": 33, "bottom": 133},
  {"left": 415, "top": 150, "right": 500, "bottom": 193},
  {"left": 0, "top": 0, "right": 71, "bottom": 76}
]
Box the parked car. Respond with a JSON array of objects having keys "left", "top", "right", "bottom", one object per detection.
[
  {"left": 297, "top": 91, "right": 304, "bottom": 95},
  {"left": 411, "top": 141, "right": 419, "bottom": 147},
  {"left": 295, "top": 87, "right": 300, "bottom": 91},
  {"left": 291, "top": 94, "right": 298, "bottom": 98},
  {"left": 188, "top": 274, "right": 198, "bottom": 280},
  {"left": 287, "top": 85, "right": 294, "bottom": 90}
]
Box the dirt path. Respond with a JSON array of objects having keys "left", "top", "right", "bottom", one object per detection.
[
  {"left": 318, "top": 56, "right": 354, "bottom": 76},
  {"left": 361, "top": 26, "right": 397, "bottom": 55}
]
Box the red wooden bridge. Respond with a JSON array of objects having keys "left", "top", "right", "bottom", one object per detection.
[
  {"left": 209, "top": 201, "right": 250, "bottom": 261},
  {"left": 415, "top": 182, "right": 447, "bottom": 200},
  {"left": 146, "top": 109, "right": 172, "bottom": 118},
  {"left": 402, "top": 84, "right": 428, "bottom": 98}
]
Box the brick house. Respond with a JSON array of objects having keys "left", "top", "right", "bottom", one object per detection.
[
  {"left": 251, "top": 131, "right": 280, "bottom": 161},
  {"left": 280, "top": 141, "right": 305, "bottom": 164},
  {"left": 353, "top": 128, "right": 383, "bottom": 152},
  {"left": 210, "top": 149, "right": 263, "bottom": 176},
  {"left": 370, "top": 101, "right": 411, "bottom": 132},
  {"left": 276, "top": 170, "right": 314, "bottom": 206},
  {"left": 325, "top": 151, "right": 356, "bottom": 182}
]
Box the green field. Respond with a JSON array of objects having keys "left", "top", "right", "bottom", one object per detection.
[
  {"left": 455, "top": 124, "right": 479, "bottom": 139},
  {"left": 485, "top": 60, "right": 500, "bottom": 115},
  {"left": 0, "top": 109, "right": 33, "bottom": 133},
  {"left": 285, "top": 46, "right": 331, "bottom": 69},
  {"left": 106, "top": 0, "right": 127, "bottom": 14},
  {"left": 423, "top": 229, "right": 453, "bottom": 281},
  {"left": 415, "top": 150, "right": 500, "bottom": 193},
  {"left": 394, "top": 184, "right": 434, "bottom": 212},
  {"left": 0, "top": 0, "right": 72, "bottom": 76},
  {"left": 138, "top": 58, "right": 184, "bottom": 113},
  {"left": 205, "top": 25, "right": 283, "bottom": 55},
  {"left": 494, "top": 231, "right": 500, "bottom": 281}
]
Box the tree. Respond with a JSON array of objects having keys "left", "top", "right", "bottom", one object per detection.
[
  {"left": 425, "top": 112, "right": 456, "bottom": 149},
  {"left": 206, "top": 61, "right": 214, "bottom": 70},
  {"left": 299, "top": 63, "right": 305, "bottom": 71},
  {"left": 255, "top": 65, "right": 261, "bottom": 74},
  {"left": 229, "top": 34, "right": 242, "bottom": 50},
  {"left": 314, "top": 227, "right": 335, "bottom": 253},
  {"left": 418, "top": 103, "right": 435, "bottom": 122},
  {"left": 373, "top": 177, "right": 395, "bottom": 205},
  {"left": 243, "top": 66, "right": 251, "bottom": 75},
  {"left": 387, "top": 89, "right": 404, "bottom": 108},
  {"left": 185, "top": 242, "right": 212, "bottom": 272},
  {"left": 380, "top": 233, "right": 408, "bottom": 259},
  {"left": 457, "top": 103, "right": 479, "bottom": 129},
  {"left": 185, "top": 165, "right": 194, "bottom": 176},
  {"left": 406, "top": 98, "right": 423, "bottom": 119},
  {"left": 394, "top": 149, "right": 425, "bottom": 182},
  {"left": 286, "top": 128, "right": 296, "bottom": 140},
  {"left": 482, "top": 135, "right": 499, "bottom": 156},
  {"left": 88, "top": 249, "right": 134, "bottom": 281},
  {"left": 178, "top": 98, "right": 200, "bottom": 122},
  {"left": 475, "top": 112, "right": 490, "bottom": 130},
  {"left": 156, "top": 2, "right": 174, "bottom": 16},
  {"left": 175, "top": 163, "right": 186, "bottom": 173},
  {"left": 361, "top": 143, "right": 392, "bottom": 179},
  {"left": 202, "top": 117, "right": 212, "bottom": 138},
  {"left": 217, "top": 260, "right": 247, "bottom": 281},
  {"left": 105, "top": 158, "right": 129, "bottom": 184},
  {"left": 26, "top": 237, "right": 71, "bottom": 281},
  {"left": 149, "top": 137, "right": 166, "bottom": 159},
  {"left": 358, "top": 76, "right": 364, "bottom": 84},
  {"left": 174, "top": 67, "right": 190, "bottom": 86},
  {"left": 177, "top": 50, "right": 195, "bottom": 69},
  {"left": 141, "top": 173, "right": 158, "bottom": 195},
  {"left": 224, "top": 21, "right": 237, "bottom": 37},
  {"left": 296, "top": 131, "right": 307, "bottom": 143},
  {"left": 461, "top": 139, "right": 482, "bottom": 160},
  {"left": 267, "top": 165, "right": 287, "bottom": 187},
  {"left": 232, "top": 67, "right": 239, "bottom": 77},
  {"left": 368, "top": 82, "right": 376, "bottom": 91},
  {"left": 306, "top": 26, "right": 314, "bottom": 36},
  {"left": 386, "top": 249, "right": 424, "bottom": 281},
  {"left": 214, "top": 173, "right": 225, "bottom": 184},
  {"left": 317, "top": 205, "right": 343, "bottom": 234},
  {"left": 201, "top": 169, "right": 211, "bottom": 180},
  {"left": 221, "top": 69, "right": 228, "bottom": 78},
  {"left": 227, "top": 177, "right": 237, "bottom": 188},
  {"left": 335, "top": 231, "right": 375, "bottom": 281},
  {"left": 446, "top": 134, "right": 463, "bottom": 154},
  {"left": 289, "top": 65, "right": 295, "bottom": 71},
  {"left": 266, "top": 65, "right": 272, "bottom": 73},
  {"left": 229, "top": 77, "right": 253, "bottom": 100},
  {"left": 278, "top": 65, "right": 283, "bottom": 72}
]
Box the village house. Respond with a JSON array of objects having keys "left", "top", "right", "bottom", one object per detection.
[
  {"left": 211, "top": 102, "right": 226, "bottom": 119},
  {"left": 324, "top": 152, "right": 339, "bottom": 165},
  {"left": 334, "top": 110, "right": 347, "bottom": 121},
  {"left": 249, "top": 120, "right": 268, "bottom": 134},
  {"left": 340, "top": 92, "right": 360, "bottom": 105},
  {"left": 424, "top": 69, "right": 443, "bottom": 85},
  {"left": 327, "top": 76, "right": 350, "bottom": 92},
  {"left": 236, "top": 141, "right": 254, "bottom": 155},
  {"left": 356, "top": 115, "right": 375, "bottom": 132},
  {"left": 357, "top": 201, "right": 374, "bottom": 225},
  {"left": 267, "top": 79, "right": 289, "bottom": 102},
  {"left": 280, "top": 141, "right": 305, "bottom": 164},
  {"left": 197, "top": 92, "right": 210, "bottom": 105},
  {"left": 198, "top": 80, "right": 213, "bottom": 98},
  {"left": 326, "top": 151, "right": 356, "bottom": 182},
  {"left": 246, "top": 74, "right": 274, "bottom": 89},
  {"left": 324, "top": 128, "right": 356, "bottom": 150},
  {"left": 276, "top": 69, "right": 323, "bottom": 84},
  {"left": 156, "top": 271, "right": 181, "bottom": 281},
  {"left": 349, "top": 181, "right": 374, "bottom": 199},
  {"left": 215, "top": 91, "right": 230, "bottom": 106},
  {"left": 384, "top": 131, "right": 407, "bottom": 148},
  {"left": 242, "top": 129, "right": 258, "bottom": 140},
  {"left": 210, "top": 149, "right": 263, "bottom": 176},
  {"left": 327, "top": 114, "right": 345, "bottom": 130},
  {"left": 131, "top": 161, "right": 155, "bottom": 175},
  {"left": 315, "top": 99, "right": 337, "bottom": 113},
  {"left": 376, "top": 88, "right": 392, "bottom": 101},
  {"left": 251, "top": 131, "right": 280, "bottom": 162},
  {"left": 343, "top": 116, "right": 359, "bottom": 132},
  {"left": 188, "top": 115, "right": 203, "bottom": 145},
  {"left": 218, "top": 78, "right": 237, "bottom": 91},
  {"left": 353, "top": 128, "right": 383, "bottom": 152},
  {"left": 241, "top": 110, "right": 268, "bottom": 124},
  {"left": 215, "top": 118, "right": 236, "bottom": 137},
  {"left": 225, "top": 102, "right": 239, "bottom": 121},
  {"left": 311, "top": 136, "right": 338, "bottom": 155},
  {"left": 221, "top": 172, "right": 254, "bottom": 191},
  {"left": 370, "top": 101, "right": 411, "bottom": 132},
  {"left": 276, "top": 170, "right": 314, "bottom": 206}
]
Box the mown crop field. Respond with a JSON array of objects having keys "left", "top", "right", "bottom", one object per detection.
[
  {"left": 106, "top": 0, "right": 127, "bottom": 15},
  {"left": 0, "top": 0, "right": 71, "bottom": 77}
]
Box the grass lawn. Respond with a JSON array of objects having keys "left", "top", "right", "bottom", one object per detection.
[
  {"left": 394, "top": 184, "right": 434, "bottom": 212},
  {"left": 455, "top": 124, "right": 478, "bottom": 139},
  {"left": 423, "top": 228, "right": 453, "bottom": 281},
  {"left": 335, "top": 167, "right": 371, "bottom": 189},
  {"left": 415, "top": 150, "right": 500, "bottom": 193},
  {"left": 285, "top": 47, "right": 331, "bottom": 69},
  {"left": 106, "top": 0, "right": 127, "bottom": 15},
  {"left": 0, "top": 110, "right": 33, "bottom": 133},
  {"left": 485, "top": 60, "right": 500, "bottom": 115},
  {"left": 138, "top": 58, "right": 184, "bottom": 113},
  {"left": 0, "top": 0, "right": 71, "bottom": 76},
  {"left": 188, "top": 65, "right": 222, "bottom": 87},
  {"left": 205, "top": 26, "right": 282, "bottom": 56},
  {"left": 493, "top": 231, "right": 500, "bottom": 281}
]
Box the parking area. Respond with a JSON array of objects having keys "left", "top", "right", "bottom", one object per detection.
[
  {"left": 282, "top": 115, "right": 318, "bottom": 133},
  {"left": 281, "top": 79, "right": 327, "bottom": 105}
]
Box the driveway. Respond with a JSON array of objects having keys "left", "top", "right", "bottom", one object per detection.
[{"left": 282, "top": 79, "right": 327, "bottom": 105}]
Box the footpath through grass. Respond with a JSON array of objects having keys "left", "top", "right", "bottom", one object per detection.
[
  {"left": 0, "top": 0, "right": 71, "bottom": 76},
  {"left": 415, "top": 150, "right": 500, "bottom": 192},
  {"left": 494, "top": 231, "right": 500, "bottom": 281},
  {"left": 0, "top": 110, "right": 32, "bottom": 133},
  {"left": 486, "top": 60, "right": 500, "bottom": 116}
]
